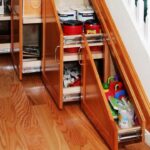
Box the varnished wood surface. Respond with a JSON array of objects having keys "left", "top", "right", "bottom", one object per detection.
[
  {"left": 42, "top": 0, "right": 64, "bottom": 109},
  {"left": 11, "top": 0, "right": 23, "bottom": 80},
  {"left": 1, "top": 54, "right": 150, "bottom": 150},
  {"left": 0, "top": 55, "right": 50, "bottom": 150},
  {"left": 81, "top": 36, "right": 118, "bottom": 150},
  {"left": 33, "top": 105, "right": 70, "bottom": 150},
  {"left": 23, "top": 73, "right": 109, "bottom": 150},
  {"left": 125, "top": 142, "right": 150, "bottom": 150},
  {"left": 0, "top": 54, "right": 110, "bottom": 150}
]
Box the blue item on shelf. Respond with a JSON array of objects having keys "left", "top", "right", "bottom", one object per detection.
[{"left": 114, "top": 90, "right": 126, "bottom": 99}]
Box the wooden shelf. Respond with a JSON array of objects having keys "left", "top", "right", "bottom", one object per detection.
[
  {"left": 63, "top": 42, "right": 103, "bottom": 49},
  {"left": 63, "top": 51, "right": 103, "bottom": 62},
  {"left": 63, "top": 86, "right": 81, "bottom": 95},
  {"left": 118, "top": 125, "right": 142, "bottom": 141},
  {"left": 63, "top": 33, "right": 103, "bottom": 39},
  {"left": 23, "top": 17, "right": 42, "bottom": 24},
  {"left": 0, "top": 43, "right": 10, "bottom": 53},
  {"left": 63, "top": 95, "right": 80, "bottom": 102},
  {"left": 22, "top": 60, "right": 41, "bottom": 73},
  {"left": 118, "top": 126, "right": 141, "bottom": 135},
  {"left": 0, "top": 14, "right": 11, "bottom": 21},
  {"left": 63, "top": 33, "right": 104, "bottom": 49}
]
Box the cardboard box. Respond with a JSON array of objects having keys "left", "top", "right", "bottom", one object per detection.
[
  {"left": 23, "top": 0, "right": 41, "bottom": 17},
  {"left": 0, "top": 0, "right": 4, "bottom": 15}
]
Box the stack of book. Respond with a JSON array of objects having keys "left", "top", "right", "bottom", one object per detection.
[{"left": 23, "top": 45, "right": 40, "bottom": 61}]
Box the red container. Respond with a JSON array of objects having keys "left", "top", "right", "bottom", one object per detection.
[
  {"left": 84, "top": 20, "right": 100, "bottom": 34},
  {"left": 84, "top": 19, "right": 101, "bottom": 51},
  {"left": 63, "top": 20, "right": 83, "bottom": 53}
]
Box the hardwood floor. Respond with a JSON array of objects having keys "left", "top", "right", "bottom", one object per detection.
[
  {"left": 0, "top": 54, "right": 109, "bottom": 150},
  {"left": 22, "top": 75, "right": 109, "bottom": 150},
  {"left": 0, "top": 54, "right": 150, "bottom": 150},
  {"left": 125, "top": 142, "right": 150, "bottom": 150}
]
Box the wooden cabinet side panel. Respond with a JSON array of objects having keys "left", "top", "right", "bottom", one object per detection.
[
  {"left": 42, "top": 0, "right": 63, "bottom": 109},
  {"left": 81, "top": 37, "right": 118, "bottom": 150},
  {"left": 11, "top": 0, "right": 22, "bottom": 80}
]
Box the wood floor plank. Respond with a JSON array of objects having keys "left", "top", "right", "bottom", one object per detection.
[
  {"left": 10, "top": 83, "right": 38, "bottom": 129},
  {"left": 0, "top": 119, "right": 28, "bottom": 150},
  {"left": 50, "top": 103, "right": 109, "bottom": 150},
  {"left": 0, "top": 98, "right": 28, "bottom": 150},
  {"left": 22, "top": 73, "right": 109, "bottom": 150},
  {"left": 33, "top": 105, "right": 70, "bottom": 150},
  {"left": 0, "top": 70, "right": 18, "bottom": 98},
  {"left": 125, "top": 142, "right": 150, "bottom": 150},
  {"left": 0, "top": 69, "right": 51, "bottom": 150},
  {"left": 10, "top": 84, "right": 51, "bottom": 150},
  {"left": 24, "top": 86, "right": 51, "bottom": 106},
  {"left": 65, "top": 105, "right": 109, "bottom": 149}
]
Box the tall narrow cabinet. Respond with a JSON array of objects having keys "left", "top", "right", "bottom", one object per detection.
[{"left": 11, "top": 0, "right": 42, "bottom": 80}]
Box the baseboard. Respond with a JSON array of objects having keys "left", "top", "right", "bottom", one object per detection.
[{"left": 145, "top": 130, "right": 150, "bottom": 146}]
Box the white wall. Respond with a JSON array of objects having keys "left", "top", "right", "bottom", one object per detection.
[
  {"left": 105, "top": 0, "right": 150, "bottom": 100},
  {"left": 55, "top": 0, "right": 87, "bottom": 9}
]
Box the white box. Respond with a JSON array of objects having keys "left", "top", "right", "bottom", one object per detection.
[{"left": 0, "top": 0, "right": 4, "bottom": 15}]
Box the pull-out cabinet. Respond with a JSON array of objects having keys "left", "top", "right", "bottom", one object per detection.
[
  {"left": 81, "top": 35, "right": 145, "bottom": 150},
  {"left": 11, "top": 0, "right": 42, "bottom": 80},
  {"left": 42, "top": 0, "right": 64, "bottom": 108}
]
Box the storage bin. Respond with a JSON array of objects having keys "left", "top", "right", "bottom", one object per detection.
[
  {"left": 58, "top": 9, "right": 76, "bottom": 22},
  {"left": 84, "top": 19, "right": 101, "bottom": 34},
  {"left": 77, "top": 8, "right": 95, "bottom": 22},
  {"left": 84, "top": 19, "right": 101, "bottom": 51},
  {"left": 63, "top": 20, "right": 83, "bottom": 53}
]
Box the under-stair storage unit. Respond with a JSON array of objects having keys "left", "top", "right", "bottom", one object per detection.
[
  {"left": 11, "top": 0, "right": 42, "bottom": 80},
  {"left": 42, "top": 0, "right": 148, "bottom": 150}
]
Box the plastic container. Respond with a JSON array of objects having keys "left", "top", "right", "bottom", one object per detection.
[
  {"left": 63, "top": 20, "right": 83, "bottom": 53},
  {"left": 84, "top": 19, "right": 101, "bottom": 34},
  {"left": 58, "top": 9, "right": 76, "bottom": 22},
  {"left": 63, "top": 20, "right": 83, "bottom": 35},
  {"left": 118, "top": 100, "right": 135, "bottom": 129},
  {"left": 77, "top": 8, "right": 95, "bottom": 22},
  {"left": 84, "top": 19, "right": 101, "bottom": 51}
]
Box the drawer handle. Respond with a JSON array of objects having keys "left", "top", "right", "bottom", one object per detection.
[
  {"left": 78, "top": 46, "right": 83, "bottom": 66},
  {"left": 55, "top": 45, "right": 60, "bottom": 62}
]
